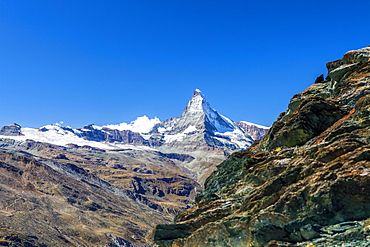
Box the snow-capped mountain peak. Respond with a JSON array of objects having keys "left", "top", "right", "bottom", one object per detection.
[
  {"left": 183, "top": 89, "right": 210, "bottom": 114},
  {"left": 180, "top": 89, "right": 235, "bottom": 133}
]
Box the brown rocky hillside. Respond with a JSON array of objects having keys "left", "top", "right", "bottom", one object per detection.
[
  {"left": 0, "top": 148, "right": 171, "bottom": 246},
  {"left": 154, "top": 47, "right": 370, "bottom": 246}
]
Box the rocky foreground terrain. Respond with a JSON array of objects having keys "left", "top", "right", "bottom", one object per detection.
[{"left": 154, "top": 47, "right": 370, "bottom": 246}]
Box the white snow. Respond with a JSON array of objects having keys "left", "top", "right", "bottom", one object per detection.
[
  {"left": 207, "top": 111, "right": 234, "bottom": 133},
  {"left": 103, "top": 115, "right": 161, "bottom": 133},
  {"left": 91, "top": 125, "right": 103, "bottom": 130},
  {"left": 183, "top": 125, "right": 197, "bottom": 134},
  {"left": 157, "top": 127, "right": 167, "bottom": 133},
  {"left": 164, "top": 133, "right": 186, "bottom": 143},
  {"left": 163, "top": 125, "right": 198, "bottom": 143},
  {"left": 214, "top": 128, "right": 254, "bottom": 149},
  {"left": 157, "top": 126, "right": 174, "bottom": 133}
]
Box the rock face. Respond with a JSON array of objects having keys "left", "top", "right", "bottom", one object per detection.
[
  {"left": 154, "top": 46, "right": 370, "bottom": 247},
  {"left": 0, "top": 123, "right": 22, "bottom": 136}
]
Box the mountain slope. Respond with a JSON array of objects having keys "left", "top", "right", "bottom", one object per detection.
[
  {"left": 0, "top": 148, "right": 171, "bottom": 246},
  {"left": 154, "top": 46, "right": 370, "bottom": 247}
]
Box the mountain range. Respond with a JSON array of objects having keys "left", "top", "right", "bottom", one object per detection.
[
  {"left": 0, "top": 89, "right": 268, "bottom": 246},
  {"left": 0, "top": 89, "right": 267, "bottom": 152}
]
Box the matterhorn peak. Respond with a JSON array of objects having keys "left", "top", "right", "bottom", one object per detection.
[
  {"left": 193, "top": 89, "right": 204, "bottom": 97},
  {"left": 183, "top": 89, "right": 211, "bottom": 115}
]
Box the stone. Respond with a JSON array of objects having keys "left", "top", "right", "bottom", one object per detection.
[
  {"left": 154, "top": 224, "right": 192, "bottom": 241},
  {"left": 314, "top": 74, "right": 325, "bottom": 84},
  {"left": 299, "top": 224, "right": 321, "bottom": 240}
]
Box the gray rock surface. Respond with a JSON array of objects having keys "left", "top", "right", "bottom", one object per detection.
[{"left": 0, "top": 123, "right": 22, "bottom": 136}]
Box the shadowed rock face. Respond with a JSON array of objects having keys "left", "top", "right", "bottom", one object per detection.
[{"left": 154, "top": 46, "right": 370, "bottom": 247}]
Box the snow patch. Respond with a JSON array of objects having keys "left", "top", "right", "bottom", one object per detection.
[
  {"left": 164, "top": 133, "right": 186, "bottom": 143},
  {"left": 183, "top": 125, "right": 197, "bottom": 134},
  {"left": 164, "top": 125, "right": 198, "bottom": 143}
]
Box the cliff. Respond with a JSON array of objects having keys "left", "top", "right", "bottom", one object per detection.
[{"left": 154, "top": 46, "right": 370, "bottom": 246}]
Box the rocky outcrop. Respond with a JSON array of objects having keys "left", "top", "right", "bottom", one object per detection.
[
  {"left": 154, "top": 46, "right": 370, "bottom": 246},
  {"left": 0, "top": 123, "right": 22, "bottom": 136}
]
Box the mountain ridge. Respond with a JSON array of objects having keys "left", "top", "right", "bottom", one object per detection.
[{"left": 0, "top": 89, "right": 267, "bottom": 153}]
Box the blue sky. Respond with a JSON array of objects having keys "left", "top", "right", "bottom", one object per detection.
[{"left": 0, "top": 1, "right": 370, "bottom": 128}]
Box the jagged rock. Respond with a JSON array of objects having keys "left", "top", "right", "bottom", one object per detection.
[
  {"left": 154, "top": 46, "right": 370, "bottom": 247},
  {"left": 296, "top": 220, "right": 370, "bottom": 247},
  {"left": 314, "top": 74, "right": 325, "bottom": 84},
  {"left": 0, "top": 123, "right": 22, "bottom": 136},
  {"left": 263, "top": 96, "right": 348, "bottom": 149}
]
